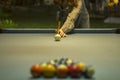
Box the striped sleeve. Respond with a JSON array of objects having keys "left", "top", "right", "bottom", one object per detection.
[{"left": 61, "top": 0, "right": 82, "bottom": 33}]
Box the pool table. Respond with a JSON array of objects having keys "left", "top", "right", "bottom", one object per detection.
[{"left": 0, "top": 28, "right": 120, "bottom": 80}]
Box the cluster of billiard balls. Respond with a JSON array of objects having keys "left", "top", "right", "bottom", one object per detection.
[{"left": 30, "top": 58, "right": 95, "bottom": 79}]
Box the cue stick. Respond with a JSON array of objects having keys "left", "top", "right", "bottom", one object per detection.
[{"left": 57, "top": 20, "right": 61, "bottom": 33}]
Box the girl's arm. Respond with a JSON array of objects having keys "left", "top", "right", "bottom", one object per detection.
[{"left": 61, "top": 0, "right": 82, "bottom": 33}]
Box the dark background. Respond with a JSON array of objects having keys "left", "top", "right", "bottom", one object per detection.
[{"left": 0, "top": 0, "right": 120, "bottom": 29}]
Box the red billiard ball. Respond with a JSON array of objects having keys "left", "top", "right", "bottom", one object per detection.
[
  {"left": 68, "top": 64, "right": 81, "bottom": 78},
  {"left": 30, "top": 64, "right": 43, "bottom": 78}
]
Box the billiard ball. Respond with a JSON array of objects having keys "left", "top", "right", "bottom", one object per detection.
[
  {"left": 65, "top": 58, "right": 74, "bottom": 66},
  {"left": 68, "top": 64, "right": 81, "bottom": 78},
  {"left": 41, "top": 62, "right": 48, "bottom": 68},
  {"left": 84, "top": 65, "right": 95, "bottom": 78},
  {"left": 54, "top": 63, "right": 59, "bottom": 68},
  {"left": 54, "top": 34, "right": 61, "bottom": 41},
  {"left": 43, "top": 64, "right": 56, "bottom": 78},
  {"left": 77, "top": 62, "right": 86, "bottom": 72},
  {"left": 30, "top": 64, "right": 43, "bottom": 78},
  {"left": 48, "top": 60, "right": 56, "bottom": 65},
  {"left": 58, "top": 58, "right": 66, "bottom": 64},
  {"left": 56, "top": 64, "right": 68, "bottom": 78}
]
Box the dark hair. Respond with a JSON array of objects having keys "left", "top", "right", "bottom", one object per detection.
[
  {"left": 53, "top": 0, "right": 59, "bottom": 4},
  {"left": 67, "top": 0, "right": 78, "bottom": 7},
  {"left": 53, "top": 0, "right": 64, "bottom": 5}
]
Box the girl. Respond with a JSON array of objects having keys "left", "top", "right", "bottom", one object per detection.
[{"left": 53, "top": 0, "right": 90, "bottom": 37}]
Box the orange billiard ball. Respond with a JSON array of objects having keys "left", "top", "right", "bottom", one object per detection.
[
  {"left": 30, "top": 64, "right": 43, "bottom": 78},
  {"left": 56, "top": 64, "right": 68, "bottom": 78}
]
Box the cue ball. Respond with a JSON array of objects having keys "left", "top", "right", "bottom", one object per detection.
[{"left": 54, "top": 34, "right": 61, "bottom": 41}]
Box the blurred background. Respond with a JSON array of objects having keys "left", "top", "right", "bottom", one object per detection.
[{"left": 0, "top": 0, "right": 120, "bottom": 29}]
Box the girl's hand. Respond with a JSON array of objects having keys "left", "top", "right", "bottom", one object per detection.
[{"left": 56, "top": 29, "right": 67, "bottom": 37}]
